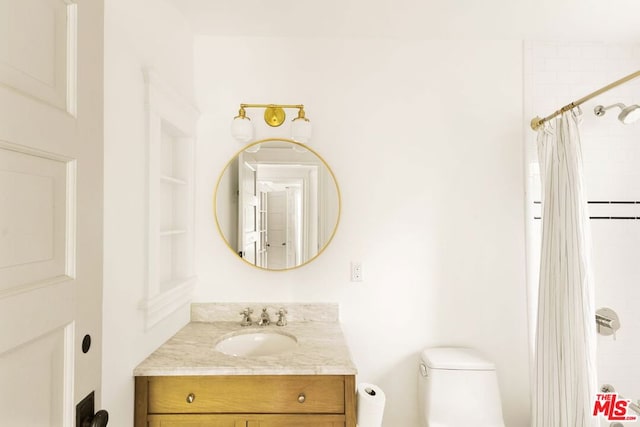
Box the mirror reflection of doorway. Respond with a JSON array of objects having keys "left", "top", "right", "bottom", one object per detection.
[
  {"left": 262, "top": 184, "right": 303, "bottom": 269},
  {"left": 266, "top": 190, "right": 287, "bottom": 269},
  {"left": 237, "top": 154, "right": 258, "bottom": 265},
  {"left": 240, "top": 161, "right": 317, "bottom": 270},
  {"left": 217, "top": 140, "right": 340, "bottom": 270}
]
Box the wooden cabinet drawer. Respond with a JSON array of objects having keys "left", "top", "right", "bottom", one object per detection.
[
  {"left": 147, "top": 375, "right": 345, "bottom": 414},
  {"left": 147, "top": 414, "right": 346, "bottom": 427}
]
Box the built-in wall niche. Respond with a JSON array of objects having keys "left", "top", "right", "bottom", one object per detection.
[
  {"left": 159, "top": 121, "right": 191, "bottom": 293},
  {"left": 141, "top": 70, "right": 199, "bottom": 329}
]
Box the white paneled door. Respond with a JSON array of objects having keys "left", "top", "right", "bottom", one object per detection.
[
  {"left": 238, "top": 153, "right": 258, "bottom": 266},
  {"left": 266, "top": 191, "right": 287, "bottom": 269},
  {"left": 0, "top": 1, "right": 104, "bottom": 426}
]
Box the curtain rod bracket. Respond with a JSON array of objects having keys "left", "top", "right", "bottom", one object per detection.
[{"left": 531, "top": 117, "right": 543, "bottom": 131}]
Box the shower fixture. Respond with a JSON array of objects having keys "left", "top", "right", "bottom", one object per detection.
[
  {"left": 595, "top": 307, "right": 620, "bottom": 338},
  {"left": 594, "top": 103, "right": 640, "bottom": 124}
]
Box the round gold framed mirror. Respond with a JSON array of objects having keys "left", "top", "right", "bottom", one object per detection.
[{"left": 214, "top": 138, "right": 341, "bottom": 270}]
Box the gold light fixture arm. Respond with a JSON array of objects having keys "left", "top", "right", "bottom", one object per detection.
[
  {"left": 240, "top": 103, "right": 305, "bottom": 109},
  {"left": 238, "top": 104, "right": 306, "bottom": 128},
  {"left": 530, "top": 70, "right": 640, "bottom": 131}
]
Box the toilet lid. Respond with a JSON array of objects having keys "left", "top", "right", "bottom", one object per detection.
[{"left": 421, "top": 347, "right": 496, "bottom": 370}]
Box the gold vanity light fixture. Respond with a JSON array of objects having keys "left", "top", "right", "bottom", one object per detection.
[
  {"left": 230, "top": 103, "right": 312, "bottom": 144},
  {"left": 291, "top": 106, "right": 312, "bottom": 144},
  {"left": 230, "top": 106, "right": 253, "bottom": 143}
]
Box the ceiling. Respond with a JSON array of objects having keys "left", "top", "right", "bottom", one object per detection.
[{"left": 168, "top": 0, "right": 640, "bottom": 41}]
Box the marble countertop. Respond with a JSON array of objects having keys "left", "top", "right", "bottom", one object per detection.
[{"left": 134, "top": 304, "right": 357, "bottom": 377}]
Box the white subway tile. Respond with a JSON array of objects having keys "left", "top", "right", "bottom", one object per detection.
[
  {"left": 607, "top": 45, "right": 633, "bottom": 59},
  {"left": 581, "top": 44, "right": 608, "bottom": 59},
  {"left": 555, "top": 71, "right": 577, "bottom": 85},
  {"left": 533, "top": 70, "right": 557, "bottom": 85},
  {"left": 545, "top": 57, "right": 570, "bottom": 71},
  {"left": 534, "top": 42, "right": 559, "bottom": 59},
  {"left": 557, "top": 43, "right": 580, "bottom": 59}
]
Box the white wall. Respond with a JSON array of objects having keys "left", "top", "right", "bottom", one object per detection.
[
  {"left": 102, "top": 1, "right": 195, "bottom": 425},
  {"left": 194, "top": 37, "right": 530, "bottom": 426},
  {"left": 525, "top": 41, "right": 640, "bottom": 401}
]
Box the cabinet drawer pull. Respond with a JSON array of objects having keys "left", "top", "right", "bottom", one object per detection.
[
  {"left": 297, "top": 393, "right": 306, "bottom": 403},
  {"left": 186, "top": 393, "right": 195, "bottom": 404}
]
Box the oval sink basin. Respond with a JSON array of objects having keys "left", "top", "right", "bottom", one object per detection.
[{"left": 215, "top": 331, "right": 298, "bottom": 357}]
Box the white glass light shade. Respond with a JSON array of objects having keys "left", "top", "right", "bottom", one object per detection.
[
  {"left": 291, "top": 118, "right": 312, "bottom": 144},
  {"left": 231, "top": 117, "right": 254, "bottom": 143}
]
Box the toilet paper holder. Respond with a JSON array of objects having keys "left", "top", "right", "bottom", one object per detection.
[{"left": 364, "top": 387, "right": 377, "bottom": 396}]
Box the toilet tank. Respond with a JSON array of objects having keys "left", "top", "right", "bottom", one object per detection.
[{"left": 418, "top": 347, "right": 505, "bottom": 427}]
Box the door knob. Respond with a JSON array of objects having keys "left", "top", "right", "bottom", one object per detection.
[{"left": 82, "top": 409, "right": 109, "bottom": 427}]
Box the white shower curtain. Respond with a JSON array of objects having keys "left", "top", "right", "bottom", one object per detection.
[{"left": 533, "top": 109, "right": 599, "bottom": 427}]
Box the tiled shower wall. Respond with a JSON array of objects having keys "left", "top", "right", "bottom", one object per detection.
[{"left": 525, "top": 41, "right": 640, "bottom": 400}]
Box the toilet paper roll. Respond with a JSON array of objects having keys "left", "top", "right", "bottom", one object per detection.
[{"left": 356, "top": 382, "right": 386, "bottom": 427}]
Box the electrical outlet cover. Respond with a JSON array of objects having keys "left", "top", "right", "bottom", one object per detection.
[{"left": 351, "top": 262, "right": 363, "bottom": 282}]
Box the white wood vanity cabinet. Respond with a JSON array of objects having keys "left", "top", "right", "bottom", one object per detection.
[{"left": 134, "top": 374, "right": 357, "bottom": 427}]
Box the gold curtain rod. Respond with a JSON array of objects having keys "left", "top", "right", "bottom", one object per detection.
[{"left": 530, "top": 70, "right": 640, "bottom": 131}]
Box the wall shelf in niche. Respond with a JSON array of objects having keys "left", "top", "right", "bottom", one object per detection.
[
  {"left": 160, "top": 175, "right": 187, "bottom": 185},
  {"left": 159, "top": 229, "right": 187, "bottom": 237},
  {"left": 141, "top": 69, "right": 199, "bottom": 329}
]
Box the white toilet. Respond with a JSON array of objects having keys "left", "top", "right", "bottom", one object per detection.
[{"left": 418, "top": 347, "right": 505, "bottom": 427}]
